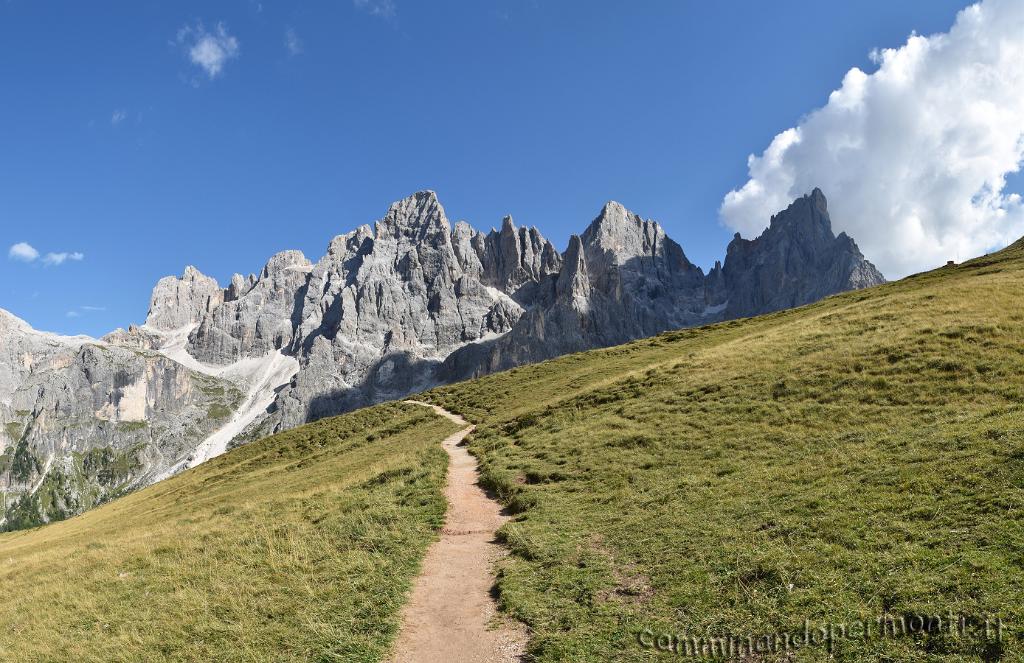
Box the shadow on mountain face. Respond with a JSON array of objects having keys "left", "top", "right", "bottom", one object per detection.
[{"left": 305, "top": 351, "right": 444, "bottom": 423}]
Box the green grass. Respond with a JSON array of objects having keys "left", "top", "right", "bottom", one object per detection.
[
  {"left": 4, "top": 421, "right": 23, "bottom": 441},
  {"left": 423, "top": 242, "right": 1024, "bottom": 661},
  {"left": 206, "top": 402, "right": 233, "bottom": 420},
  {"left": 5, "top": 241, "right": 1024, "bottom": 661},
  {"left": 0, "top": 402, "right": 459, "bottom": 662}
]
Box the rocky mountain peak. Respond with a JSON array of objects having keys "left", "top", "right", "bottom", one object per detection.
[
  {"left": 724, "top": 188, "right": 885, "bottom": 318},
  {"left": 759, "top": 187, "right": 835, "bottom": 246},
  {"left": 580, "top": 201, "right": 689, "bottom": 268},
  {"left": 261, "top": 250, "right": 311, "bottom": 278},
  {"left": 188, "top": 250, "right": 314, "bottom": 365},
  {"left": 809, "top": 186, "right": 827, "bottom": 209},
  {"left": 449, "top": 213, "right": 561, "bottom": 294},
  {"left": 323, "top": 225, "right": 375, "bottom": 266},
  {"left": 377, "top": 190, "right": 450, "bottom": 242},
  {"left": 0, "top": 307, "right": 28, "bottom": 334},
  {"left": 145, "top": 266, "right": 224, "bottom": 331},
  {"left": 580, "top": 201, "right": 702, "bottom": 295},
  {"left": 582, "top": 201, "right": 648, "bottom": 250},
  {"left": 226, "top": 273, "right": 255, "bottom": 302}
]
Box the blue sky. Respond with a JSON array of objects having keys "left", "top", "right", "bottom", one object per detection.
[{"left": 0, "top": 0, "right": 1000, "bottom": 336}]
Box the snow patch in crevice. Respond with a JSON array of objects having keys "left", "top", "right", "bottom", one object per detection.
[
  {"left": 143, "top": 326, "right": 300, "bottom": 482},
  {"left": 142, "top": 324, "right": 218, "bottom": 376},
  {"left": 152, "top": 349, "right": 299, "bottom": 482},
  {"left": 145, "top": 323, "right": 294, "bottom": 384},
  {"left": 483, "top": 285, "right": 521, "bottom": 310}
]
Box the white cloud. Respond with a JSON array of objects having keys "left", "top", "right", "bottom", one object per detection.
[
  {"left": 353, "top": 0, "right": 396, "bottom": 19},
  {"left": 285, "top": 27, "right": 303, "bottom": 55},
  {"left": 68, "top": 305, "right": 104, "bottom": 318},
  {"left": 9, "top": 243, "right": 84, "bottom": 266},
  {"left": 9, "top": 242, "right": 85, "bottom": 266},
  {"left": 8, "top": 242, "right": 39, "bottom": 262},
  {"left": 111, "top": 109, "right": 127, "bottom": 126},
  {"left": 177, "top": 22, "right": 240, "bottom": 79},
  {"left": 42, "top": 251, "right": 84, "bottom": 266},
  {"left": 720, "top": 0, "right": 1024, "bottom": 279}
]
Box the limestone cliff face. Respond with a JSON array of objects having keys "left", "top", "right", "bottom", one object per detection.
[
  {"left": 0, "top": 188, "right": 884, "bottom": 530},
  {"left": 0, "top": 310, "right": 241, "bottom": 530}
]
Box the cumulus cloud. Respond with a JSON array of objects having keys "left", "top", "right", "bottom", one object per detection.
[
  {"left": 178, "top": 22, "right": 240, "bottom": 79},
  {"left": 42, "top": 252, "right": 85, "bottom": 266},
  {"left": 285, "top": 27, "right": 303, "bottom": 55},
  {"left": 8, "top": 242, "right": 39, "bottom": 262},
  {"left": 111, "top": 109, "right": 127, "bottom": 126},
  {"left": 720, "top": 0, "right": 1024, "bottom": 279},
  {"left": 353, "top": 0, "right": 396, "bottom": 19}
]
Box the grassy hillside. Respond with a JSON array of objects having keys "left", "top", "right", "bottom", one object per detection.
[
  {"left": 0, "top": 402, "right": 459, "bottom": 662},
  {"left": 426, "top": 242, "right": 1024, "bottom": 661},
  {"left": 4, "top": 242, "right": 1024, "bottom": 662}
]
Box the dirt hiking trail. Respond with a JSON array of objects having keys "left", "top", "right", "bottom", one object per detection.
[{"left": 387, "top": 400, "right": 527, "bottom": 663}]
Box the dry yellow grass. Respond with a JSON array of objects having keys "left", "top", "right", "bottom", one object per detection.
[{"left": 0, "top": 402, "right": 459, "bottom": 662}]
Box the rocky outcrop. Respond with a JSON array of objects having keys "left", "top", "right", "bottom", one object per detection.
[
  {"left": 722, "top": 188, "right": 885, "bottom": 319},
  {"left": 145, "top": 266, "right": 224, "bottom": 330},
  {"left": 0, "top": 187, "right": 884, "bottom": 530},
  {"left": 189, "top": 250, "right": 312, "bottom": 364}
]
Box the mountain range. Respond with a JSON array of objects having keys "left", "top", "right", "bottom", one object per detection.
[{"left": 0, "top": 187, "right": 883, "bottom": 529}]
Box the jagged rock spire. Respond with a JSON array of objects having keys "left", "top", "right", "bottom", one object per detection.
[{"left": 556, "top": 235, "right": 590, "bottom": 306}]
